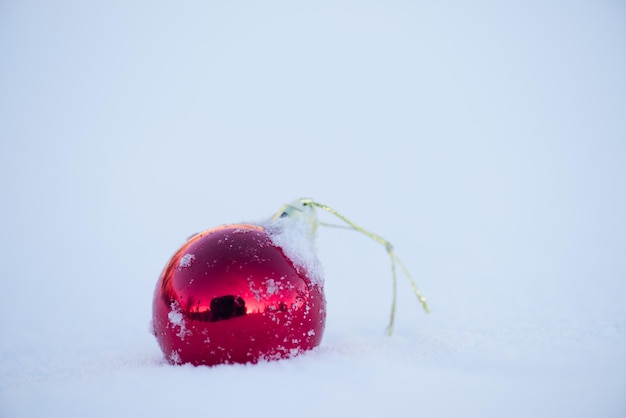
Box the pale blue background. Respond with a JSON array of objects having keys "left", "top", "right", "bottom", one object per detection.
[{"left": 1, "top": 1, "right": 625, "bottom": 417}]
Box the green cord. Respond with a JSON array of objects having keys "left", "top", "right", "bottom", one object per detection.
[{"left": 300, "top": 199, "right": 430, "bottom": 335}]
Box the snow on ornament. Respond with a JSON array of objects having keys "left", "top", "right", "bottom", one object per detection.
[{"left": 152, "top": 198, "right": 429, "bottom": 366}]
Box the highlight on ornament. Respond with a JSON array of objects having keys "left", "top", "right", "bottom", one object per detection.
[{"left": 151, "top": 198, "right": 429, "bottom": 366}]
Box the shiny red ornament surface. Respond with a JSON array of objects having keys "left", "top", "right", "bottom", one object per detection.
[{"left": 152, "top": 223, "right": 326, "bottom": 366}]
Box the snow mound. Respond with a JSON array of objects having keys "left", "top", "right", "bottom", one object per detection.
[{"left": 261, "top": 214, "right": 324, "bottom": 288}]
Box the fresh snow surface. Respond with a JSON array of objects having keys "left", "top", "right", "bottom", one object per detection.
[{"left": 1, "top": 1, "right": 626, "bottom": 418}]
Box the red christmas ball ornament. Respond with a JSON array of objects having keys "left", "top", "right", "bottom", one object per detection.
[
  {"left": 152, "top": 201, "right": 325, "bottom": 366},
  {"left": 152, "top": 198, "right": 430, "bottom": 366}
]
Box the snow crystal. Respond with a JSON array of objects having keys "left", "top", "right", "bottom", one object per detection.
[
  {"left": 178, "top": 253, "right": 195, "bottom": 269},
  {"left": 248, "top": 279, "right": 263, "bottom": 301},
  {"left": 265, "top": 278, "right": 278, "bottom": 295},
  {"left": 261, "top": 210, "right": 324, "bottom": 287},
  {"left": 168, "top": 302, "right": 191, "bottom": 340},
  {"left": 169, "top": 350, "right": 182, "bottom": 364},
  {"left": 168, "top": 308, "right": 183, "bottom": 326}
]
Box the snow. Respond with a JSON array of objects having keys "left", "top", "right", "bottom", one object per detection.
[
  {"left": 263, "top": 208, "right": 325, "bottom": 287},
  {"left": 167, "top": 302, "right": 191, "bottom": 341},
  {"left": 1, "top": 1, "right": 626, "bottom": 417},
  {"left": 178, "top": 253, "right": 195, "bottom": 269},
  {"left": 264, "top": 278, "right": 279, "bottom": 295}
]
